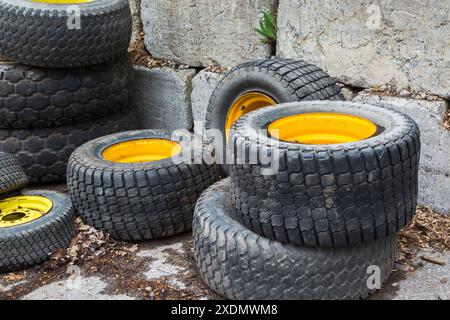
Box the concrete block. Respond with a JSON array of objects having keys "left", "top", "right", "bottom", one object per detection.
[
  {"left": 354, "top": 92, "right": 450, "bottom": 213},
  {"left": 191, "top": 70, "right": 225, "bottom": 135},
  {"left": 141, "top": 0, "right": 274, "bottom": 67},
  {"left": 277, "top": 0, "right": 450, "bottom": 98},
  {"left": 133, "top": 66, "right": 196, "bottom": 131}
]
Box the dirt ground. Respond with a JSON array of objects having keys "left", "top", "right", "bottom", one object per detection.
[{"left": 0, "top": 183, "right": 449, "bottom": 301}]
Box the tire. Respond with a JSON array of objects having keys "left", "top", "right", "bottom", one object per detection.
[
  {"left": 230, "top": 101, "right": 420, "bottom": 248},
  {"left": 0, "top": 107, "right": 139, "bottom": 184},
  {"left": 0, "top": 152, "right": 28, "bottom": 196},
  {"left": 0, "top": 57, "right": 132, "bottom": 129},
  {"left": 205, "top": 59, "right": 344, "bottom": 176},
  {"left": 67, "top": 130, "right": 221, "bottom": 241},
  {"left": 194, "top": 179, "right": 396, "bottom": 300},
  {"left": 0, "top": 190, "right": 75, "bottom": 272},
  {"left": 0, "top": 0, "right": 132, "bottom": 68}
]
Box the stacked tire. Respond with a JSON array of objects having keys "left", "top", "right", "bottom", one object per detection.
[
  {"left": 0, "top": 152, "right": 75, "bottom": 272},
  {"left": 0, "top": 0, "right": 138, "bottom": 183},
  {"left": 194, "top": 97, "right": 421, "bottom": 297}
]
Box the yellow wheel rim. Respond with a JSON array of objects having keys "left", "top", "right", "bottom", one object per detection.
[
  {"left": 268, "top": 113, "right": 378, "bottom": 145},
  {"left": 31, "top": 0, "right": 93, "bottom": 3},
  {"left": 225, "top": 92, "right": 276, "bottom": 141},
  {"left": 102, "top": 138, "right": 182, "bottom": 163},
  {"left": 0, "top": 196, "right": 53, "bottom": 228}
]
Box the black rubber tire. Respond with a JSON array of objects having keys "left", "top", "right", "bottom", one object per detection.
[
  {"left": 0, "top": 57, "right": 132, "bottom": 129},
  {"left": 230, "top": 101, "right": 420, "bottom": 248},
  {"left": 0, "top": 107, "right": 139, "bottom": 184},
  {"left": 0, "top": 152, "right": 28, "bottom": 196},
  {"left": 0, "top": 190, "right": 75, "bottom": 272},
  {"left": 0, "top": 0, "right": 132, "bottom": 68},
  {"left": 67, "top": 130, "right": 221, "bottom": 241},
  {"left": 194, "top": 179, "right": 396, "bottom": 300},
  {"left": 205, "top": 58, "right": 344, "bottom": 176}
]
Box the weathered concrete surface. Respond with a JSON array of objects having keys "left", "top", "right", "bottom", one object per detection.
[
  {"left": 277, "top": 0, "right": 450, "bottom": 98},
  {"left": 128, "top": 0, "right": 142, "bottom": 46},
  {"left": 354, "top": 92, "right": 450, "bottom": 214},
  {"left": 133, "top": 66, "right": 196, "bottom": 131},
  {"left": 372, "top": 250, "right": 450, "bottom": 300},
  {"left": 141, "top": 0, "right": 274, "bottom": 67},
  {"left": 191, "top": 70, "right": 225, "bottom": 135},
  {"left": 22, "top": 277, "right": 135, "bottom": 300},
  {"left": 2, "top": 233, "right": 449, "bottom": 300}
]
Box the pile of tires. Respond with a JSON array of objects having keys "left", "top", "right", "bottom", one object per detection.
[
  {"left": 194, "top": 98, "right": 421, "bottom": 297},
  {"left": 67, "top": 130, "right": 220, "bottom": 241},
  {"left": 0, "top": 0, "right": 138, "bottom": 183},
  {"left": 0, "top": 152, "right": 75, "bottom": 272}
]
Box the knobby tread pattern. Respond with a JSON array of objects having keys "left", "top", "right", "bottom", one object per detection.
[
  {"left": 230, "top": 101, "right": 420, "bottom": 248},
  {"left": 67, "top": 130, "right": 221, "bottom": 241},
  {"left": 0, "top": 0, "right": 131, "bottom": 68},
  {"left": 0, "top": 152, "right": 28, "bottom": 195},
  {"left": 0, "top": 58, "right": 132, "bottom": 128},
  {"left": 205, "top": 58, "right": 344, "bottom": 130},
  {"left": 194, "top": 179, "right": 396, "bottom": 300},
  {"left": 204, "top": 59, "right": 344, "bottom": 176},
  {"left": 0, "top": 190, "right": 75, "bottom": 272},
  {"left": 0, "top": 107, "right": 139, "bottom": 184}
]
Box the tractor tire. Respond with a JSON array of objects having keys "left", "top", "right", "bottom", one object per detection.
[
  {"left": 205, "top": 58, "right": 344, "bottom": 176},
  {"left": 194, "top": 179, "right": 396, "bottom": 300},
  {"left": 0, "top": 57, "right": 132, "bottom": 129},
  {"left": 230, "top": 101, "right": 420, "bottom": 248},
  {"left": 0, "top": 0, "right": 131, "bottom": 68},
  {"left": 0, "top": 190, "right": 75, "bottom": 272},
  {"left": 0, "top": 152, "right": 28, "bottom": 196},
  {"left": 67, "top": 130, "right": 220, "bottom": 241},
  {"left": 0, "top": 107, "right": 139, "bottom": 184}
]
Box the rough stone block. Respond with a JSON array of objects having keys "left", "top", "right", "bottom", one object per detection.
[
  {"left": 141, "top": 0, "right": 274, "bottom": 67},
  {"left": 191, "top": 70, "right": 225, "bottom": 135},
  {"left": 133, "top": 66, "right": 196, "bottom": 131},
  {"left": 354, "top": 92, "right": 450, "bottom": 213},
  {"left": 277, "top": 0, "right": 450, "bottom": 98}
]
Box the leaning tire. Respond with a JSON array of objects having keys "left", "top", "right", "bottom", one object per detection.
[
  {"left": 194, "top": 179, "right": 396, "bottom": 300},
  {"left": 0, "top": 0, "right": 132, "bottom": 68},
  {"left": 0, "top": 152, "right": 28, "bottom": 196},
  {"left": 230, "top": 101, "right": 420, "bottom": 248},
  {"left": 0, "top": 108, "right": 138, "bottom": 184},
  {"left": 205, "top": 59, "right": 344, "bottom": 176},
  {"left": 0, "top": 57, "right": 132, "bottom": 129},
  {"left": 67, "top": 130, "right": 220, "bottom": 241},
  {"left": 0, "top": 190, "right": 75, "bottom": 272}
]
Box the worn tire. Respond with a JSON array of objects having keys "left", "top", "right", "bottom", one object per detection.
[
  {"left": 0, "top": 108, "right": 139, "bottom": 184},
  {"left": 0, "top": 58, "right": 132, "bottom": 129},
  {"left": 0, "top": 0, "right": 131, "bottom": 68},
  {"left": 230, "top": 101, "right": 420, "bottom": 248},
  {"left": 194, "top": 179, "right": 396, "bottom": 300},
  {"left": 0, "top": 152, "right": 28, "bottom": 196},
  {"left": 0, "top": 190, "right": 75, "bottom": 272},
  {"left": 205, "top": 59, "right": 344, "bottom": 176},
  {"left": 67, "top": 130, "right": 220, "bottom": 241}
]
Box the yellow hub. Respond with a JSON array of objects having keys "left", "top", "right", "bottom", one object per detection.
[
  {"left": 0, "top": 196, "right": 53, "bottom": 228},
  {"left": 226, "top": 92, "right": 276, "bottom": 141},
  {"left": 268, "top": 113, "right": 378, "bottom": 145},
  {"left": 31, "top": 0, "right": 93, "bottom": 4},
  {"left": 102, "top": 139, "right": 182, "bottom": 163}
]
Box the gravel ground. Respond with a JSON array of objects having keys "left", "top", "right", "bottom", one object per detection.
[{"left": 0, "top": 183, "right": 448, "bottom": 301}]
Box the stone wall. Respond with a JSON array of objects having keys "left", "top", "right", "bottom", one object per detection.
[
  {"left": 277, "top": 0, "right": 450, "bottom": 98},
  {"left": 141, "top": 0, "right": 275, "bottom": 67}
]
